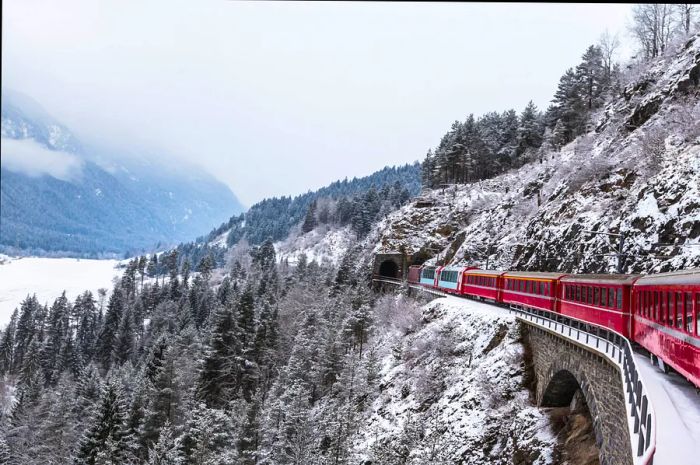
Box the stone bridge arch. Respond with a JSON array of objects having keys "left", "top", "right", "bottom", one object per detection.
[{"left": 526, "top": 326, "right": 633, "bottom": 465}]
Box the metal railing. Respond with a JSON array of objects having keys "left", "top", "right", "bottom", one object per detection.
[
  {"left": 510, "top": 306, "right": 656, "bottom": 465},
  {"left": 371, "top": 277, "right": 657, "bottom": 464}
]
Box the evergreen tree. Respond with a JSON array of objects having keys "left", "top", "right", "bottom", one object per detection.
[
  {"left": 75, "top": 380, "right": 133, "bottom": 465},
  {"left": 516, "top": 101, "right": 544, "bottom": 159},
  {"left": 112, "top": 310, "right": 135, "bottom": 367},
  {"left": 146, "top": 422, "right": 184, "bottom": 465},
  {"left": 197, "top": 303, "right": 242, "bottom": 408},
  {"left": 95, "top": 289, "right": 125, "bottom": 372},
  {"left": 13, "top": 295, "right": 40, "bottom": 373},
  {"left": 301, "top": 200, "right": 317, "bottom": 233},
  {"left": 0, "top": 310, "right": 17, "bottom": 375}
]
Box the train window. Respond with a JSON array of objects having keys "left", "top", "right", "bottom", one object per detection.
[
  {"left": 685, "top": 293, "right": 693, "bottom": 334},
  {"left": 601, "top": 288, "right": 608, "bottom": 307},
  {"left": 575, "top": 286, "right": 580, "bottom": 301},
  {"left": 594, "top": 287, "right": 600, "bottom": 306},
  {"left": 660, "top": 292, "right": 667, "bottom": 325},
  {"left": 655, "top": 292, "right": 660, "bottom": 321},
  {"left": 637, "top": 294, "right": 642, "bottom": 315},
  {"left": 675, "top": 292, "right": 684, "bottom": 330},
  {"left": 616, "top": 289, "right": 623, "bottom": 309},
  {"left": 587, "top": 287, "right": 592, "bottom": 304}
]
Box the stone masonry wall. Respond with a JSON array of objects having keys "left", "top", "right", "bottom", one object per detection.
[{"left": 524, "top": 324, "right": 634, "bottom": 465}]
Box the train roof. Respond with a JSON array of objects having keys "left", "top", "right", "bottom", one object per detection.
[
  {"left": 464, "top": 269, "right": 506, "bottom": 276},
  {"left": 561, "top": 274, "right": 640, "bottom": 285},
  {"left": 502, "top": 271, "right": 568, "bottom": 279},
  {"left": 635, "top": 269, "right": 700, "bottom": 287},
  {"left": 440, "top": 265, "right": 471, "bottom": 272}
]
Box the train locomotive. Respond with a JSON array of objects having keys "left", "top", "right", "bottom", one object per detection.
[{"left": 407, "top": 264, "right": 700, "bottom": 388}]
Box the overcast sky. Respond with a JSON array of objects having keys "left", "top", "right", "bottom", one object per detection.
[{"left": 3, "top": 1, "right": 634, "bottom": 206}]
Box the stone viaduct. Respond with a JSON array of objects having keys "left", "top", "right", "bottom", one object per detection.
[
  {"left": 524, "top": 323, "right": 635, "bottom": 465},
  {"left": 371, "top": 253, "right": 653, "bottom": 465}
]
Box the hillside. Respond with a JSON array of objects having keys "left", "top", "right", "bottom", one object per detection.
[
  {"left": 363, "top": 34, "right": 700, "bottom": 274},
  {"left": 0, "top": 91, "right": 244, "bottom": 257},
  {"left": 168, "top": 162, "right": 421, "bottom": 270}
]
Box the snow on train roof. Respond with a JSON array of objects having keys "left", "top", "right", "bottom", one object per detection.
[
  {"left": 502, "top": 271, "right": 567, "bottom": 279},
  {"left": 635, "top": 269, "right": 700, "bottom": 286},
  {"left": 561, "top": 274, "right": 640, "bottom": 285}
]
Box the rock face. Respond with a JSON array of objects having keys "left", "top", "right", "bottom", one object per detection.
[
  {"left": 369, "top": 35, "right": 700, "bottom": 274},
  {"left": 350, "top": 297, "right": 558, "bottom": 465}
]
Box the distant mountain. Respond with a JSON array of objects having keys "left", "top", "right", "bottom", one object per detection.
[
  {"left": 168, "top": 162, "right": 421, "bottom": 271},
  {"left": 0, "top": 90, "right": 244, "bottom": 257}
]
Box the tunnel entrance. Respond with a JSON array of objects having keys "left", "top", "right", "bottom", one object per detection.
[{"left": 378, "top": 260, "right": 400, "bottom": 279}]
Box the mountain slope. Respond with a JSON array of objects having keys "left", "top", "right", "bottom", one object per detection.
[
  {"left": 367, "top": 34, "right": 700, "bottom": 274},
  {"left": 0, "top": 91, "right": 244, "bottom": 257}
]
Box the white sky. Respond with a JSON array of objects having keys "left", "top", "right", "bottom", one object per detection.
[{"left": 2, "top": 1, "right": 634, "bottom": 206}]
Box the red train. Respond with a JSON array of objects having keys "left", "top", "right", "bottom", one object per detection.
[{"left": 407, "top": 265, "right": 700, "bottom": 388}]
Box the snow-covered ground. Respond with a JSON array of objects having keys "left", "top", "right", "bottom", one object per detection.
[
  {"left": 351, "top": 295, "right": 557, "bottom": 464},
  {"left": 0, "top": 255, "right": 121, "bottom": 326},
  {"left": 275, "top": 225, "right": 354, "bottom": 266},
  {"left": 633, "top": 352, "right": 700, "bottom": 465}
]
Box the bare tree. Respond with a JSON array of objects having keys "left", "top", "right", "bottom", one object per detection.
[
  {"left": 630, "top": 4, "right": 675, "bottom": 59},
  {"left": 599, "top": 30, "right": 620, "bottom": 81},
  {"left": 675, "top": 4, "right": 698, "bottom": 36}
]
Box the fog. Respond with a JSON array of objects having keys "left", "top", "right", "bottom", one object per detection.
[
  {"left": 1, "top": 138, "right": 84, "bottom": 181},
  {"left": 2, "top": 1, "right": 633, "bottom": 205}
]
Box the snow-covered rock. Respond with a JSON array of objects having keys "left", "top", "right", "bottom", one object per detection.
[
  {"left": 366, "top": 36, "right": 700, "bottom": 274},
  {"left": 350, "top": 296, "right": 557, "bottom": 464}
]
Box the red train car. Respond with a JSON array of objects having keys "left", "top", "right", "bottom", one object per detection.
[
  {"left": 407, "top": 265, "right": 422, "bottom": 285},
  {"left": 461, "top": 269, "right": 506, "bottom": 302},
  {"left": 501, "top": 272, "right": 567, "bottom": 312},
  {"left": 559, "top": 274, "right": 639, "bottom": 338},
  {"left": 632, "top": 269, "right": 700, "bottom": 388}
]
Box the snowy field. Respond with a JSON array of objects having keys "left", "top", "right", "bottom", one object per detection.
[{"left": 0, "top": 255, "right": 121, "bottom": 326}]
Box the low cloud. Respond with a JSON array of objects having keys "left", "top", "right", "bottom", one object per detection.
[{"left": 1, "top": 137, "right": 83, "bottom": 181}]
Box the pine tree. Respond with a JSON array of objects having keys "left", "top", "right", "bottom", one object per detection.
[
  {"left": 0, "top": 309, "right": 17, "bottom": 375},
  {"left": 112, "top": 310, "right": 135, "bottom": 367},
  {"left": 95, "top": 289, "right": 125, "bottom": 372},
  {"left": 301, "top": 200, "right": 317, "bottom": 233},
  {"left": 516, "top": 101, "right": 544, "bottom": 159},
  {"left": 575, "top": 45, "right": 607, "bottom": 111},
  {"left": 147, "top": 422, "right": 184, "bottom": 465},
  {"left": 75, "top": 291, "right": 99, "bottom": 364},
  {"left": 13, "top": 295, "right": 40, "bottom": 373},
  {"left": 197, "top": 303, "right": 242, "bottom": 408},
  {"left": 75, "top": 380, "right": 133, "bottom": 465}
]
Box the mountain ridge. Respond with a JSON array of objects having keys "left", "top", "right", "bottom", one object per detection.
[{"left": 0, "top": 90, "right": 245, "bottom": 257}]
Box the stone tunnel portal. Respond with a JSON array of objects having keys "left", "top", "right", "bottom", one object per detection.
[{"left": 378, "top": 260, "right": 400, "bottom": 279}]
